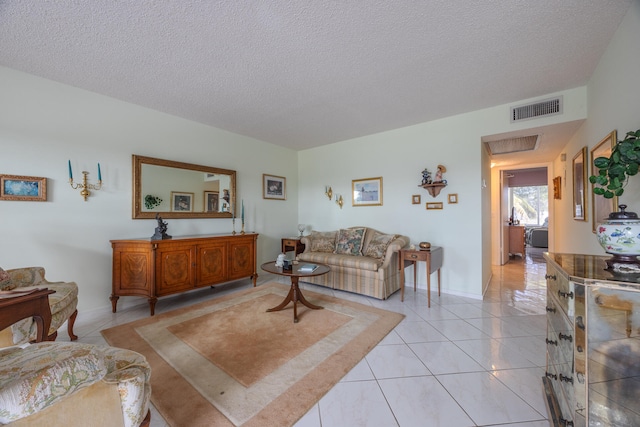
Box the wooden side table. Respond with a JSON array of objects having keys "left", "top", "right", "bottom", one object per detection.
[
  {"left": 282, "top": 237, "right": 305, "bottom": 256},
  {"left": 0, "top": 288, "right": 55, "bottom": 342},
  {"left": 399, "top": 247, "right": 443, "bottom": 307}
]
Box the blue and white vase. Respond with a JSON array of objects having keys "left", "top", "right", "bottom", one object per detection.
[{"left": 596, "top": 204, "right": 640, "bottom": 273}]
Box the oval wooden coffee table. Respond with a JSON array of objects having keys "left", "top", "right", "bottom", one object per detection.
[{"left": 261, "top": 261, "right": 330, "bottom": 323}]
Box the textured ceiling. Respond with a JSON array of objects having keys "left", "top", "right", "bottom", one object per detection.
[{"left": 0, "top": 1, "right": 632, "bottom": 151}]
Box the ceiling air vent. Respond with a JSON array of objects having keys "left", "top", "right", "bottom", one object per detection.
[
  {"left": 510, "top": 96, "right": 562, "bottom": 122},
  {"left": 485, "top": 135, "right": 539, "bottom": 155}
]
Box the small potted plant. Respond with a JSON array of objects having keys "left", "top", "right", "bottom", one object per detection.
[
  {"left": 590, "top": 129, "right": 640, "bottom": 198},
  {"left": 144, "top": 194, "right": 163, "bottom": 210},
  {"left": 589, "top": 128, "right": 640, "bottom": 273}
]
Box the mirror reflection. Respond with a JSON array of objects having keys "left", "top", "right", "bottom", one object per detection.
[{"left": 133, "top": 155, "right": 236, "bottom": 219}]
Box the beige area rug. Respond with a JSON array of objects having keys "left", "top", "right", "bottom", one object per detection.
[{"left": 101, "top": 282, "right": 404, "bottom": 427}]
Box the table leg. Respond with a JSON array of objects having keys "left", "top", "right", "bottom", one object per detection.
[
  {"left": 400, "top": 259, "right": 405, "bottom": 302},
  {"left": 267, "top": 276, "right": 323, "bottom": 323},
  {"left": 413, "top": 261, "right": 417, "bottom": 293},
  {"left": 437, "top": 268, "right": 441, "bottom": 297},
  {"left": 426, "top": 257, "right": 431, "bottom": 308}
]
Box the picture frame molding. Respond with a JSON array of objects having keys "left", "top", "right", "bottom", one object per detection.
[
  {"left": 572, "top": 146, "right": 588, "bottom": 221},
  {"left": 590, "top": 130, "right": 618, "bottom": 232},
  {"left": 352, "top": 177, "right": 383, "bottom": 206},
  {"left": 0, "top": 174, "right": 47, "bottom": 201},
  {"left": 171, "top": 191, "right": 194, "bottom": 212},
  {"left": 263, "top": 174, "right": 286, "bottom": 200}
]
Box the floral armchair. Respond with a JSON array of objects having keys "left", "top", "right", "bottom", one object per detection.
[
  {"left": 0, "top": 267, "right": 78, "bottom": 346},
  {"left": 0, "top": 342, "right": 151, "bottom": 427}
]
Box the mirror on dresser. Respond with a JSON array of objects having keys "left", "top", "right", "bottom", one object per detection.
[{"left": 132, "top": 155, "right": 236, "bottom": 219}]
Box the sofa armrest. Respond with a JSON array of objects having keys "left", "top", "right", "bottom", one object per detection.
[
  {"left": 379, "top": 235, "right": 410, "bottom": 269},
  {"left": 7, "top": 267, "right": 47, "bottom": 288}
]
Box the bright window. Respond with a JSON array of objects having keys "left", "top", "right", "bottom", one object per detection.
[{"left": 509, "top": 185, "right": 548, "bottom": 226}]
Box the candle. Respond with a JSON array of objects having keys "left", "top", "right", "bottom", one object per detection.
[
  {"left": 241, "top": 200, "right": 244, "bottom": 223},
  {"left": 98, "top": 163, "right": 102, "bottom": 181},
  {"left": 232, "top": 203, "right": 234, "bottom": 219},
  {"left": 68, "top": 160, "right": 73, "bottom": 180}
]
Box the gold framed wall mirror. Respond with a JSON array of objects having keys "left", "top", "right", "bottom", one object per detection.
[{"left": 132, "top": 155, "right": 236, "bottom": 219}]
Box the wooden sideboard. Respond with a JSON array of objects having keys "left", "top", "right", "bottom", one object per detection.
[
  {"left": 110, "top": 233, "right": 258, "bottom": 315},
  {"left": 508, "top": 225, "right": 525, "bottom": 257}
]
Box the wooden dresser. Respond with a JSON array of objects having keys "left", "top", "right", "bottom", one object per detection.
[
  {"left": 508, "top": 225, "right": 525, "bottom": 256},
  {"left": 110, "top": 233, "right": 258, "bottom": 315}
]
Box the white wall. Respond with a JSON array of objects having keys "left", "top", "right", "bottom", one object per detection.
[
  {"left": 298, "top": 87, "right": 587, "bottom": 299},
  {"left": 0, "top": 67, "right": 299, "bottom": 313},
  {"left": 553, "top": 0, "right": 640, "bottom": 255}
]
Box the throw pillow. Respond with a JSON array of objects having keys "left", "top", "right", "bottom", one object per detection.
[
  {"left": 0, "top": 267, "right": 15, "bottom": 291},
  {"left": 334, "top": 228, "right": 366, "bottom": 256},
  {"left": 364, "top": 232, "right": 399, "bottom": 260},
  {"left": 309, "top": 231, "right": 337, "bottom": 253}
]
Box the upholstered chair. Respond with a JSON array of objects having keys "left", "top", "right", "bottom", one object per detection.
[
  {"left": 0, "top": 267, "right": 78, "bottom": 346},
  {"left": 0, "top": 341, "right": 151, "bottom": 427}
]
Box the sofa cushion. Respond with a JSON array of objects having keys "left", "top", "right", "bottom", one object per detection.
[
  {"left": 298, "top": 252, "right": 381, "bottom": 272},
  {"left": 309, "top": 231, "right": 337, "bottom": 253},
  {"left": 364, "top": 232, "right": 399, "bottom": 260},
  {"left": 0, "top": 267, "right": 15, "bottom": 291},
  {"left": 335, "top": 227, "right": 366, "bottom": 256}
]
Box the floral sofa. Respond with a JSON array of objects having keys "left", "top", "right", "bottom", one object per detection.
[
  {"left": 0, "top": 267, "right": 78, "bottom": 346},
  {"left": 298, "top": 227, "right": 410, "bottom": 299}
]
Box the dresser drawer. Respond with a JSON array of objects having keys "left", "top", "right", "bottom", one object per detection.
[{"left": 546, "top": 264, "right": 574, "bottom": 315}]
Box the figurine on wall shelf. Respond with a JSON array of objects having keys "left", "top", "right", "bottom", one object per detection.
[
  {"left": 434, "top": 165, "right": 447, "bottom": 184},
  {"left": 421, "top": 168, "right": 432, "bottom": 185},
  {"left": 151, "top": 213, "right": 172, "bottom": 240}
]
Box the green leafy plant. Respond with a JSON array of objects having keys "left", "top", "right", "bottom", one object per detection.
[
  {"left": 144, "top": 194, "right": 163, "bottom": 210},
  {"left": 590, "top": 129, "right": 640, "bottom": 199}
]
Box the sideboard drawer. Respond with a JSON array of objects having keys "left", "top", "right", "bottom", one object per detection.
[{"left": 547, "top": 264, "right": 574, "bottom": 315}]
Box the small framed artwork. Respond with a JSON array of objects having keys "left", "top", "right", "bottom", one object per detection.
[
  {"left": 352, "top": 177, "right": 383, "bottom": 206},
  {"left": 426, "top": 202, "right": 443, "bottom": 210},
  {"left": 412, "top": 194, "right": 421, "bottom": 204},
  {"left": 447, "top": 194, "right": 458, "bottom": 204},
  {"left": 591, "top": 131, "right": 617, "bottom": 232},
  {"left": 204, "top": 191, "right": 219, "bottom": 212},
  {"left": 263, "top": 174, "right": 286, "bottom": 200},
  {"left": 0, "top": 175, "right": 47, "bottom": 201},
  {"left": 553, "top": 176, "right": 562, "bottom": 200},
  {"left": 573, "top": 147, "right": 588, "bottom": 221},
  {"left": 171, "top": 191, "right": 194, "bottom": 212}
]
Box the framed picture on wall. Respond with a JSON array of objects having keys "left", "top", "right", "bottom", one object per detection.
[
  {"left": 263, "top": 174, "right": 286, "bottom": 200},
  {"left": 572, "top": 147, "right": 587, "bottom": 221},
  {"left": 412, "top": 194, "right": 421, "bottom": 204},
  {"left": 171, "top": 191, "right": 194, "bottom": 212},
  {"left": 352, "top": 177, "right": 383, "bottom": 206},
  {"left": 204, "top": 191, "right": 219, "bottom": 212},
  {"left": 426, "top": 202, "right": 443, "bottom": 210},
  {"left": 0, "top": 174, "right": 47, "bottom": 201},
  {"left": 590, "top": 130, "right": 618, "bottom": 232}
]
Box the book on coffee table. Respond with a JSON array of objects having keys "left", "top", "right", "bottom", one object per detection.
[{"left": 298, "top": 263, "right": 318, "bottom": 272}]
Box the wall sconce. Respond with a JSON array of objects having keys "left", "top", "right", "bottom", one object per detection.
[
  {"left": 68, "top": 160, "right": 102, "bottom": 201},
  {"left": 325, "top": 186, "right": 333, "bottom": 200},
  {"left": 335, "top": 194, "right": 344, "bottom": 209}
]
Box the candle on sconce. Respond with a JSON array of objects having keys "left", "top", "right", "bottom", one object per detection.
[
  {"left": 68, "top": 160, "right": 73, "bottom": 180},
  {"left": 241, "top": 200, "right": 245, "bottom": 223},
  {"left": 98, "top": 163, "right": 102, "bottom": 182}
]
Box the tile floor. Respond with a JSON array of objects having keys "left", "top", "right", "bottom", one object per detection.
[{"left": 67, "top": 247, "right": 551, "bottom": 427}]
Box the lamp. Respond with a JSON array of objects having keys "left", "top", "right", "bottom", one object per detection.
[
  {"left": 68, "top": 160, "right": 102, "bottom": 201},
  {"left": 325, "top": 186, "right": 333, "bottom": 200},
  {"left": 335, "top": 194, "right": 344, "bottom": 209}
]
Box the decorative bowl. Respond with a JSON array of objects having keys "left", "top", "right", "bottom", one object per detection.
[{"left": 419, "top": 242, "right": 431, "bottom": 250}]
